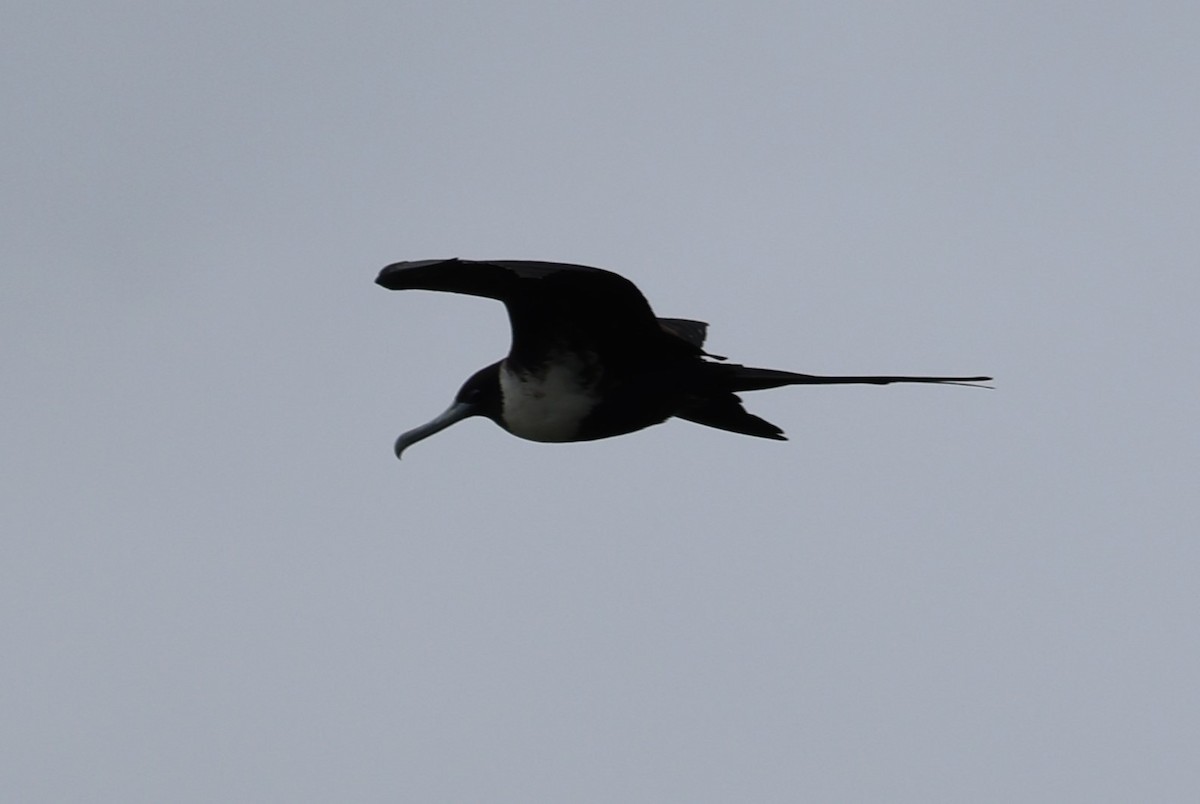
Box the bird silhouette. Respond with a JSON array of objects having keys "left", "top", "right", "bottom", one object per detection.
[{"left": 377, "top": 258, "right": 990, "bottom": 458}]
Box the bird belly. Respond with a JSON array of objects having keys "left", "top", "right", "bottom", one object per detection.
[{"left": 498, "top": 359, "right": 599, "bottom": 442}]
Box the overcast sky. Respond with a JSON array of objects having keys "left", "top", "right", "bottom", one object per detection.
[{"left": 4, "top": 2, "right": 1198, "bottom": 802}]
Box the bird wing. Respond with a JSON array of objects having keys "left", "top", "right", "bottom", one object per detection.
[
  {"left": 674, "top": 393, "right": 787, "bottom": 440},
  {"left": 376, "top": 259, "right": 692, "bottom": 369}
]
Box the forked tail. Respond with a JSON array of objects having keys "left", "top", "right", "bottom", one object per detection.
[{"left": 672, "top": 364, "right": 991, "bottom": 441}]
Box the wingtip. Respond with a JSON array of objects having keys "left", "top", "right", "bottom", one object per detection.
[{"left": 376, "top": 258, "right": 458, "bottom": 289}]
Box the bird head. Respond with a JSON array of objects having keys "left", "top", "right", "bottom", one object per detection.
[{"left": 392, "top": 362, "right": 502, "bottom": 459}]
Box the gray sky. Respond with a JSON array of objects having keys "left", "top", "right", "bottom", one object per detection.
[{"left": 4, "top": 2, "right": 1198, "bottom": 801}]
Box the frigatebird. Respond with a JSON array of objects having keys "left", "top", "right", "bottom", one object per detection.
[{"left": 377, "top": 258, "right": 990, "bottom": 458}]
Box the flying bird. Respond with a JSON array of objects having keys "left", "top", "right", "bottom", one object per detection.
[{"left": 377, "top": 259, "right": 990, "bottom": 458}]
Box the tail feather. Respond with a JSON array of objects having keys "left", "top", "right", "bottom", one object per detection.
[{"left": 719, "top": 365, "right": 992, "bottom": 392}]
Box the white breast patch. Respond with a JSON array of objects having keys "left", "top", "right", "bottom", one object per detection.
[{"left": 498, "top": 358, "right": 599, "bottom": 442}]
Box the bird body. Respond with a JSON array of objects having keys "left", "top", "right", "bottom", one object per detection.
[
  {"left": 376, "top": 258, "right": 990, "bottom": 458},
  {"left": 498, "top": 354, "right": 601, "bottom": 442}
]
